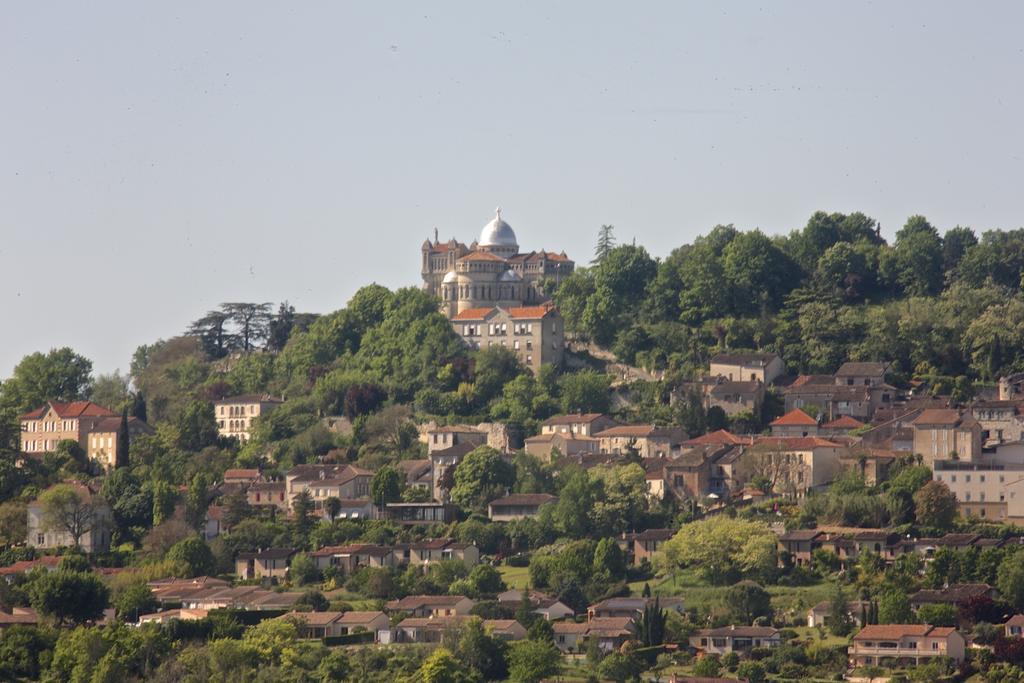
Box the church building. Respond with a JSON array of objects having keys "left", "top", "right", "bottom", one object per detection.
[{"left": 421, "top": 209, "right": 575, "bottom": 318}]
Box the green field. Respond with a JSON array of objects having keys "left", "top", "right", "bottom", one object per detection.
[
  {"left": 628, "top": 568, "right": 834, "bottom": 619},
  {"left": 498, "top": 564, "right": 531, "bottom": 590}
]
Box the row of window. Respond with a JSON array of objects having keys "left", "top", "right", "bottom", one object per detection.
[
  {"left": 22, "top": 420, "right": 78, "bottom": 433},
  {"left": 23, "top": 440, "right": 56, "bottom": 452},
  {"left": 219, "top": 405, "right": 256, "bottom": 416},
  {"left": 219, "top": 420, "right": 250, "bottom": 431}
]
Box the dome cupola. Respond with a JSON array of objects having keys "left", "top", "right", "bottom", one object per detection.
[{"left": 478, "top": 208, "right": 519, "bottom": 252}]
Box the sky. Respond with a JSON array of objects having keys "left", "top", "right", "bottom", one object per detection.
[{"left": 2, "top": 2, "right": 1023, "bottom": 379}]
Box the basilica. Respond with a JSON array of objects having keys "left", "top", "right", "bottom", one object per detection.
[{"left": 420, "top": 209, "right": 575, "bottom": 317}]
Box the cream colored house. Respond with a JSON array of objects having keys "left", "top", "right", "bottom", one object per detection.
[
  {"left": 214, "top": 394, "right": 282, "bottom": 442},
  {"left": 85, "top": 416, "right": 154, "bottom": 468},
  {"left": 541, "top": 414, "right": 618, "bottom": 437},
  {"left": 911, "top": 409, "right": 983, "bottom": 466},
  {"left": 19, "top": 401, "right": 117, "bottom": 455},
  {"left": 594, "top": 425, "right": 687, "bottom": 459},
  {"left": 709, "top": 352, "right": 785, "bottom": 385},
  {"left": 849, "top": 625, "right": 965, "bottom": 666}
]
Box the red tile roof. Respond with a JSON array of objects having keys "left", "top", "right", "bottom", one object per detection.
[
  {"left": 683, "top": 429, "right": 752, "bottom": 446},
  {"left": 822, "top": 415, "right": 865, "bottom": 429},
  {"left": 912, "top": 409, "right": 964, "bottom": 426},
  {"left": 507, "top": 305, "right": 555, "bottom": 319},
  {"left": 770, "top": 409, "right": 818, "bottom": 427},
  {"left": 452, "top": 307, "right": 495, "bottom": 321},
  {"left": 20, "top": 401, "right": 117, "bottom": 420},
  {"left": 853, "top": 624, "right": 940, "bottom": 640},
  {"left": 753, "top": 436, "right": 841, "bottom": 449}
]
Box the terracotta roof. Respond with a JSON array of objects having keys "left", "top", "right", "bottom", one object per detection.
[
  {"left": 337, "top": 610, "right": 387, "bottom": 625},
  {"left": 458, "top": 250, "right": 507, "bottom": 262},
  {"left": 386, "top": 595, "right": 471, "bottom": 610},
  {"left": 696, "top": 626, "right": 780, "bottom": 638},
  {"left": 452, "top": 307, "right": 496, "bottom": 321},
  {"left": 595, "top": 425, "right": 658, "bottom": 438},
  {"left": 770, "top": 409, "right": 818, "bottom": 427},
  {"left": 632, "top": 528, "right": 676, "bottom": 542},
  {"left": 853, "top": 624, "right": 946, "bottom": 640},
  {"left": 0, "top": 607, "right": 39, "bottom": 625},
  {"left": 912, "top": 409, "right": 964, "bottom": 426},
  {"left": 507, "top": 305, "right": 555, "bottom": 319},
  {"left": 489, "top": 493, "right": 557, "bottom": 507},
  {"left": 752, "top": 436, "right": 841, "bottom": 449},
  {"left": 20, "top": 400, "right": 117, "bottom": 420},
  {"left": 236, "top": 547, "right": 297, "bottom": 561},
  {"left": 683, "top": 429, "right": 752, "bottom": 446},
  {"left": 822, "top": 415, "right": 865, "bottom": 429},
  {"left": 311, "top": 544, "right": 392, "bottom": 558},
  {"left": 281, "top": 610, "right": 346, "bottom": 626},
  {"left": 779, "top": 529, "right": 826, "bottom": 542},
  {"left": 0, "top": 555, "right": 62, "bottom": 575},
  {"left": 542, "top": 413, "right": 607, "bottom": 426},
  {"left": 224, "top": 469, "right": 261, "bottom": 480},
  {"left": 836, "top": 361, "right": 889, "bottom": 377},
  {"left": 552, "top": 621, "right": 590, "bottom": 634},
  {"left": 587, "top": 617, "right": 636, "bottom": 634},
  {"left": 790, "top": 374, "right": 835, "bottom": 388},
  {"left": 1006, "top": 615, "right": 1024, "bottom": 627}
]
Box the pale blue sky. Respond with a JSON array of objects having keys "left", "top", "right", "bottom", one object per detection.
[{"left": 2, "top": 2, "right": 1023, "bottom": 378}]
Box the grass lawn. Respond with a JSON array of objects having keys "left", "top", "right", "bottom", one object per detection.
[
  {"left": 499, "top": 564, "right": 530, "bottom": 590},
  {"left": 628, "top": 568, "right": 834, "bottom": 619}
]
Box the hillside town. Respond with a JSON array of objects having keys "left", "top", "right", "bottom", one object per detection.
[{"left": 6, "top": 208, "right": 1024, "bottom": 683}]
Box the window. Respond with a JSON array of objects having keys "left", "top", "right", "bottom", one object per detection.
[
  {"left": 966, "top": 475, "right": 971, "bottom": 483},
  {"left": 37, "top": 533, "right": 45, "bottom": 545},
  {"left": 932, "top": 642, "right": 939, "bottom": 650},
  {"left": 951, "top": 475, "right": 957, "bottom": 482},
  {"left": 980, "top": 475, "right": 986, "bottom": 482}
]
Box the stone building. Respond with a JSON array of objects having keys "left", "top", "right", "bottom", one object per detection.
[
  {"left": 19, "top": 401, "right": 118, "bottom": 454},
  {"left": 452, "top": 304, "right": 565, "bottom": 372},
  {"left": 421, "top": 209, "right": 574, "bottom": 317},
  {"left": 214, "top": 394, "right": 282, "bottom": 442}
]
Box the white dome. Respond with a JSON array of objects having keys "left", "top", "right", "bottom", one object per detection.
[
  {"left": 478, "top": 208, "right": 518, "bottom": 248},
  {"left": 442, "top": 270, "right": 458, "bottom": 284},
  {"left": 499, "top": 269, "right": 523, "bottom": 282}
]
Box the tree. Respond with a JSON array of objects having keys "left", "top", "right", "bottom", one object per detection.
[
  {"left": 29, "top": 570, "right": 110, "bottom": 625},
  {"left": 636, "top": 596, "right": 667, "bottom": 646},
  {"left": 457, "top": 617, "right": 510, "bottom": 680},
  {"left": 291, "top": 489, "right": 315, "bottom": 539},
  {"left": 914, "top": 480, "right": 957, "bottom": 530},
  {"left": 185, "top": 472, "right": 210, "bottom": 529},
  {"left": 878, "top": 590, "right": 913, "bottom": 624},
  {"left": 115, "top": 408, "right": 130, "bottom": 468},
  {"left": 592, "top": 224, "right": 617, "bottom": 265},
  {"left": 89, "top": 371, "right": 132, "bottom": 413},
  {"left": 826, "top": 583, "right": 854, "bottom": 636},
  {"left": 113, "top": 581, "right": 157, "bottom": 621},
  {"left": 323, "top": 496, "right": 342, "bottom": 521},
  {"left": 598, "top": 651, "right": 646, "bottom": 682},
  {"left": 290, "top": 552, "right": 320, "bottom": 586},
  {"left": 724, "top": 581, "right": 773, "bottom": 625},
  {"left": 593, "top": 537, "right": 627, "bottom": 580},
  {"left": 737, "top": 660, "right": 767, "bottom": 683},
  {"left": 0, "top": 500, "right": 27, "bottom": 545},
  {"left": 552, "top": 468, "right": 597, "bottom": 537},
  {"left": 416, "top": 647, "right": 475, "bottom": 683},
  {"left": 149, "top": 478, "right": 176, "bottom": 526},
  {"left": 175, "top": 400, "right": 219, "bottom": 451},
  {"left": 370, "top": 465, "right": 402, "bottom": 510},
  {"left": 558, "top": 371, "right": 612, "bottom": 414},
  {"left": 39, "top": 483, "right": 103, "bottom": 549},
  {"left": 917, "top": 603, "right": 957, "bottom": 627},
  {"left": 166, "top": 535, "right": 215, "bottom": 578},
  {"left": 998, "top": 553, "right": 1024, "bottom": 612},
  {"left": 267, "top": 301, "right": 297, "bottom": 352},
  {"left": 221, "top": 302, "right": 273, "bottom": 351},
  {"left": 662, "top": 516, "right": 777, "bottom": 584},
  {"left": 692, "top": 654, "right": 721, "bottom": 677},
  {"left": 508, "top": 639, "right": 560, "bottom": 683},
  {"left": 0, "top": 347, "right": 93, "bottom": 411},
  {"left": 450, "top": 446, "right": 516, "bottom": 514}
]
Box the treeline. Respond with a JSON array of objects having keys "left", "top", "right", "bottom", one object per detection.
[{"left": 554, "top": 213, "right": 1024, "bottom": 382}]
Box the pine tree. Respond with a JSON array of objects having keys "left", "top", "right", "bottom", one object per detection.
[
  {"left": 592, "top": 224, "right": 616, "bottom": 265},
  {"left": 115, "top": 408, "right": 130, "bottom": 469},
  {"left": 637, "top": 596, "right": 666, "bottom": 646},
  {"left": 131, "top": 392, "right": 147, "bottom": 422}
]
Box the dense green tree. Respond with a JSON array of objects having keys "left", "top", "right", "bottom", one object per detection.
[
  {"left": 175, "top": 399, "right": 219, "bottom": 451},
  {"left": 883, "top": 215, "right": 944, "bottom": 296},
  {"left": 292, "top": 490, "right": 315, "bottom": 539},
  {"left": 416, "top": 647, "right": 475, "bottom": 683},
  {"left": 113, "top": 581, "right": 157, "bottom": 621},
  {"left": 456, "top": 617, "right": 510, "bottom": 680},
  {"left": 508, "top": 639, "right": 560, "bottom": 683},
  {"left": 723, "top": 581, "right": 773, "bottom": 625},
  {"left": 998, "top": 552, "right": 1024, "bottom": 612},
  {"left": 29, "top": 570, "right": 110, "bottom": 625},
  {"left": 558, "top": 371, "right": 612, "bottom": 414},
  {"left": 450, "top": 446, "right": 516, "bottom": 514},
  {"left": 593, "top": 537, "right": 627, "bottom": 579},
  {"left": 166, "top": 535, "right": 215, "bottom": 577},
  {"left": 913, "top": 480, "right": 957, "bottom": 530},
  {"left": 877, "top": 590, "right": 913, "bottom": 624},
  {"left": 371, "top": 465, "right": 403, "bottom": 509}
]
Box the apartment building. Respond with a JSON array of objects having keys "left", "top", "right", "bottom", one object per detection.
[
  {"left": 931, "top": 461, "right": 1024, "bottom": 521},
  {"left": 19, "top": 401, "right": 117, "bottom": 454},
  {"left": 452, "top": 304, "right": 565, "bottom": 372},
  {"left": 213, "top": 394, "right": 282, "bottom": 442}
]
